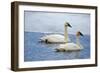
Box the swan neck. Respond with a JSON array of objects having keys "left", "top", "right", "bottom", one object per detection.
[
  {"left": 76, "top": 36, "right": 80, "bottom": 46},
  {"left": 64, "top": 25, "right": 68, "bottom": 42}
]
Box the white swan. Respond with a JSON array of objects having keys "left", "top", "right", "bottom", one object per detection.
[
  {"left": 40, "top": 22, "right": 72, "bottom": 43},
  {"left": 55, "top": 31, "right": 84, "bottom": 52}
]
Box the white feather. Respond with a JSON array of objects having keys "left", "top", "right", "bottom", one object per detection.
[
  {"left": 57, "top": 43, "right": 83, "bottom": 51},
  {"left": 40, "top": 34, "right": 70, "bottom": 43}
]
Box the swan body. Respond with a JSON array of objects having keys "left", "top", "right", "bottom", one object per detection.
[
  {"left": 40, "top": 22, "right": 72, "bottom": 43},
  {"left": 40, "top": 34, "right": 70, "bottom": 43},
  {"left": 56, "top": 43, "right": 83, "bottom": 51},
  {"left": 55, "top": 31, "right": 84, "bottom": 52}
]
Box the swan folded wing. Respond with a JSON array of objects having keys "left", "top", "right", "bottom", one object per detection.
[
  {"left": 57, "top": 43, "right": 83, "bottom": 51},
  {"left": 40, "top": 34, "right": 70, "bottom": 43},
  {"left": 46, "top": 35, "right": 65, "bottom": 43}
]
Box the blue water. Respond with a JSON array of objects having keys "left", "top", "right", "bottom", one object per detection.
[{"left": 24, "top": 32, "right": 90, "bottom": 62}]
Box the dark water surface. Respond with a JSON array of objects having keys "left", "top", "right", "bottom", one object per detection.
[{"left": 24, "top": 32, "right": 90, "bottom": 62}]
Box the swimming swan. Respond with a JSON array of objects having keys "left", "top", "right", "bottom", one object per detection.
[
  {"left": 40, "top": 22, "right": 72, "bottom": 43},
  {"left": 56, "top": 31, "right": 84, "bottom": 52}
]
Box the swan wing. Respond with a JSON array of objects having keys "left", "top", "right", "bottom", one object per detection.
[
  {"left": 40, "top": 34, "right": 71, "bottom": 43},
  {"left": 47, "top": 35, "right": 65, "bottom": 43},
  {"left": 58, "top": 43, "right": 83, "bottom": 51}
]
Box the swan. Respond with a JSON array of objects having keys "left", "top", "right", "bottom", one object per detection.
[
  {"left": 40, "top": 22, "right": 72, "bottom": 43},
  {"left": 55, "top": 31, "right": 84, "bottom": 52}
]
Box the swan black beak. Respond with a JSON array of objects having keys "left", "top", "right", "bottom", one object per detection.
[
  {"left": 65, "top": 22, "right": 72, "bottom": 28},
  {"left": 79, "top": 31, "right": 84, "bottom": 36}
]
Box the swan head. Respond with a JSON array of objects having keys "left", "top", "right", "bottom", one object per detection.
[
  {"left": 65, "top": 22, "right": 72, "bottom": 28},
  {"left": 76, "top": 31, "right": 84, "bottom": 37}
]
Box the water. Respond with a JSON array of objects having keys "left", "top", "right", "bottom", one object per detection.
[{"left": 24, "top": 32, "right": 90, "bottom": 62}]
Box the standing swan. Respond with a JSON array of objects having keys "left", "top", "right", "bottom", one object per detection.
[
  {"left": 56, "top": 31, "right": 84, "bottom": 52},
  {"left": 40, "top": 22, "right": 72, "bottom": 43}
]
